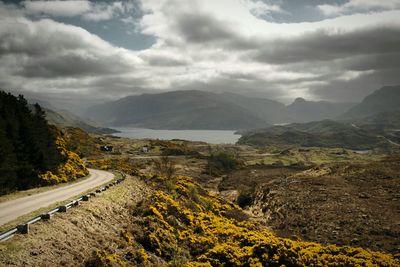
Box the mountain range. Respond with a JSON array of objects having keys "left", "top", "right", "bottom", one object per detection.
[
  {"left": 286, "top": 98, "right": 354, "bottom": 123},
  {"left": 85, "top": 90, "right": 360, "bottom": 130},
  {"left": 86, "top": 90, "right": 273, "bottom": 130},
  {"left": 27, "top": 85, "right": 398, "bottom": 132},
  {"left": 238, "top": 86, "right": 400, "bottom": 150}
]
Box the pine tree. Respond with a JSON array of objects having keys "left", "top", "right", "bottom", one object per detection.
[{"left": 0, "top": 90, "right": 66, "bottom": 194}]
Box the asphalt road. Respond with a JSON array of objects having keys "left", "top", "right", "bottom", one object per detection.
[{"left": 0, "top": 169, "right": 114, "bottom": 226}]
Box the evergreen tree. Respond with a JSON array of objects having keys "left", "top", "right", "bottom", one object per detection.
[{"left": 0, "top": 90, "right": 65, "bottom": 194}]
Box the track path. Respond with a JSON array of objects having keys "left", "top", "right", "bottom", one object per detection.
[{"left": 0, "top": 169, "right": 114, "bottom": 226}]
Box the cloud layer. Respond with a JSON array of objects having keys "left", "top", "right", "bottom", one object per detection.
[{"left": 0, "top": 0, "right": 399, "bottom": 108}]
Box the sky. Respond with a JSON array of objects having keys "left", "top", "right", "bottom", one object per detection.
[{"left": 0, "top": 0, "right": 400, "bottom": 110}]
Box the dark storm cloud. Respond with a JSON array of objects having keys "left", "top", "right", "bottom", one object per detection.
[
  {"left": 139, "top": 54, "right": 189, "bottom": 67},
  {"left": 173, "top": 74, "right": 305, "bottom": 103},
  {"left": 343, "top": 53, "right": 400, "bottom": 71},
  {"left": 310, "top": 68, "right": 400, "bottom": 102},
  {"left": 0, "top": 17, "right": 134, "bottom": 79},
  {"left": 0, "top": 19, "right": 99, "bottom": 57},
  {"left": 177, "top": 14, "right": 234, "bottom": 43},
  {"left": 1, "top": 0, "right": 400, "bottom": 108},
  {"left": 252, "top": 26, "right": 400, "bottom": 64},
  {"left": 88, "top": 75, "right": 148, "bottom": 95},
  {"left": 174, "top": 13, "right": 258, "bottom": 50},
  {"left": 16, "top": 53, "right": 129, "bottom": 78}
]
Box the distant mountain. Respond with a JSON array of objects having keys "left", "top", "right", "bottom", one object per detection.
[
  {"left": 86, "top": 90, "right": 356, "bottom": 130},
  {"left": 86, "top": 90, "right": 272, "bottom": 130},
  {"left": 341, "top": 85, "right": 400, "bottom": 119},
  {"left": 238, "top": 120, "right": 387, "bottom": 150},
  {"left": 218, "top": 92, "right": 287, "bottom": 123},
  {"left": 43, "top": 108, "right": 118, "bottom": 134},
  {"left": 286, "top": 98, "right": 355, "bottom": 123}
]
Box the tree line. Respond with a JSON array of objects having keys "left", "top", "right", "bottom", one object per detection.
[{"left": 0, "top": 91, "right": 64, "bottom": 195}]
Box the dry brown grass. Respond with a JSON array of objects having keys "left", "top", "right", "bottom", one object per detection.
[{"left": 0, "top": 175, "right": 150, "bottom": 267}]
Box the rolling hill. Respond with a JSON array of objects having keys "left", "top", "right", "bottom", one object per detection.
[{"left": 238, "top": 120, "right": 387, "bottom": 150}]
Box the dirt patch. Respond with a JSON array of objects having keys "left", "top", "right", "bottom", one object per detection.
[
  {"left": 218, "top": 166, "right": 301, "bottom": 191},
  {"left": 218, "top": 158, "right": 400, "bottom": 253},
  {"left": 0, "top": 175, "right": 150, "bottom": 267}
]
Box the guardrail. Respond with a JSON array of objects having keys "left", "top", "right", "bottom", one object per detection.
[{"left": 0, "top": 171, "right": 126, "bottom": 242}]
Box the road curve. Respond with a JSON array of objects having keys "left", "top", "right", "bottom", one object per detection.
[{"left": 0, "top": 169, "right": 114, "bottom": 226}]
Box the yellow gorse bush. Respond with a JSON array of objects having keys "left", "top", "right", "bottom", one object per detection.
[
  {"left": 86, "top": 157, "right": 139, "bottom": 175},
  {"left": 39, "top": 131, "right": 88, "bottom": 184},
  {"left": 131, "top": 174, "right": 399, "bottom": 267}
]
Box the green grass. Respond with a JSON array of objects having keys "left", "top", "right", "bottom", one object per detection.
[{"left": 243, "top": 147, "right": 383, "bottom": 167}]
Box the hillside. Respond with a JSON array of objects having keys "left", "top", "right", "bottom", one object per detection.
[
  {"left": 356, "top": 111, "right": 400, "bottom": 130},
  {"left": 85, "top": 90, "right": 356, "bottom": 130},
  {"left": 85, "top": 90, "right": 271, "bottom": 130},
  {"left": 218, "top": 92, "right": 287, "bottom": 123},
  {"left": 2, "top": 163, "right": 398, "bottom": 266},
  {"left": 0, "top": 91, "right": 88, "bottom": 195},
  {"left": 238, "top": 120, "right": 386, "bottom": 150},
  {"left": 1, "top": 132, "right": 399, "bottom": 266},
  {"left": 341, "top": 85, "right": 400, "bottom": 119},
  {"left": 286, "top": 98, "right": 355, "bottom": 123},
  {"left": 43, "top": 107, "right": 118, "bottom": 134}
]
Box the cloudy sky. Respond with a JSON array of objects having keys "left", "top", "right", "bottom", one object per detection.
[{"left": 0, "top": 0, "right": 400, "bottom": 110}]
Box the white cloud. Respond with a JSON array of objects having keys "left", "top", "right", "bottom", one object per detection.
[
  {"left": 337, "top": 70, "right": 375, "bottom": 81},
  {"left": 242, "top": 0, "right": 283, "bottom": 17},
  {"left": 1, "top": 0, "right": 400, "bottom": 105},
  {"left": 0, "top": 7, "right": 144, "bottom": 100},
  {"left": 83, "top": 2, "right": 124, "bottom": 21},
  {"left": 318, "top": 0, "right": 400, "bottom": 16},
  {"left": 137, "top": 0, "right": 400, "bottom": 100}
]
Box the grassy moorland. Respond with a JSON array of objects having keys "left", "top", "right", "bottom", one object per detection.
[{"left": 1, "top": 129, "right": 399, "bottom": 266}]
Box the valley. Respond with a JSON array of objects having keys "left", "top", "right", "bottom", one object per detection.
[
  {"left": 88, "top": 131, "right": 399, "bottom": 256},
  {"left": 1, "top": 1, "right": 400, "bottom": 265},
  {"left": 1, "top": 86, "right": 400, "bottom": 266},
  {"left": 2, "top": 132, "right": 399, "bottom": 265}
]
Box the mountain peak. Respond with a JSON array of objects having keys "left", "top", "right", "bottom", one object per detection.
[{"left": 293, "top": 97, "right": 307, "bottom": 103}]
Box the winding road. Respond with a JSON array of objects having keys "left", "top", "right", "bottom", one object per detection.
[{"left": 0, "top": 169, "right": 114, "bottom": 226}]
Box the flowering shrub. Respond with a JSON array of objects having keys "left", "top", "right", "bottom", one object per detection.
[
  {"left": 38, "top": 130, "right": 88, "bottom": 184},
  {"left": 86, "top": 157, "right": 139, "bottom": 175},
  {"left": 126, "top": 174, "right": 399, "bottom": 266},
  {"left": 86, "top": 168, "right": 399, "bottom": 266}
]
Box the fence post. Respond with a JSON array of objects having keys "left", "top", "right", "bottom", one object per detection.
[
  {"left": 17, "top": 224, "right": 29, "bottom": 234},
  {"left": 58, "top": 205, "right": 67, "bottom": 212},
  {"left": 41, "top": 213, "right": 52, "bottom": 220}
]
